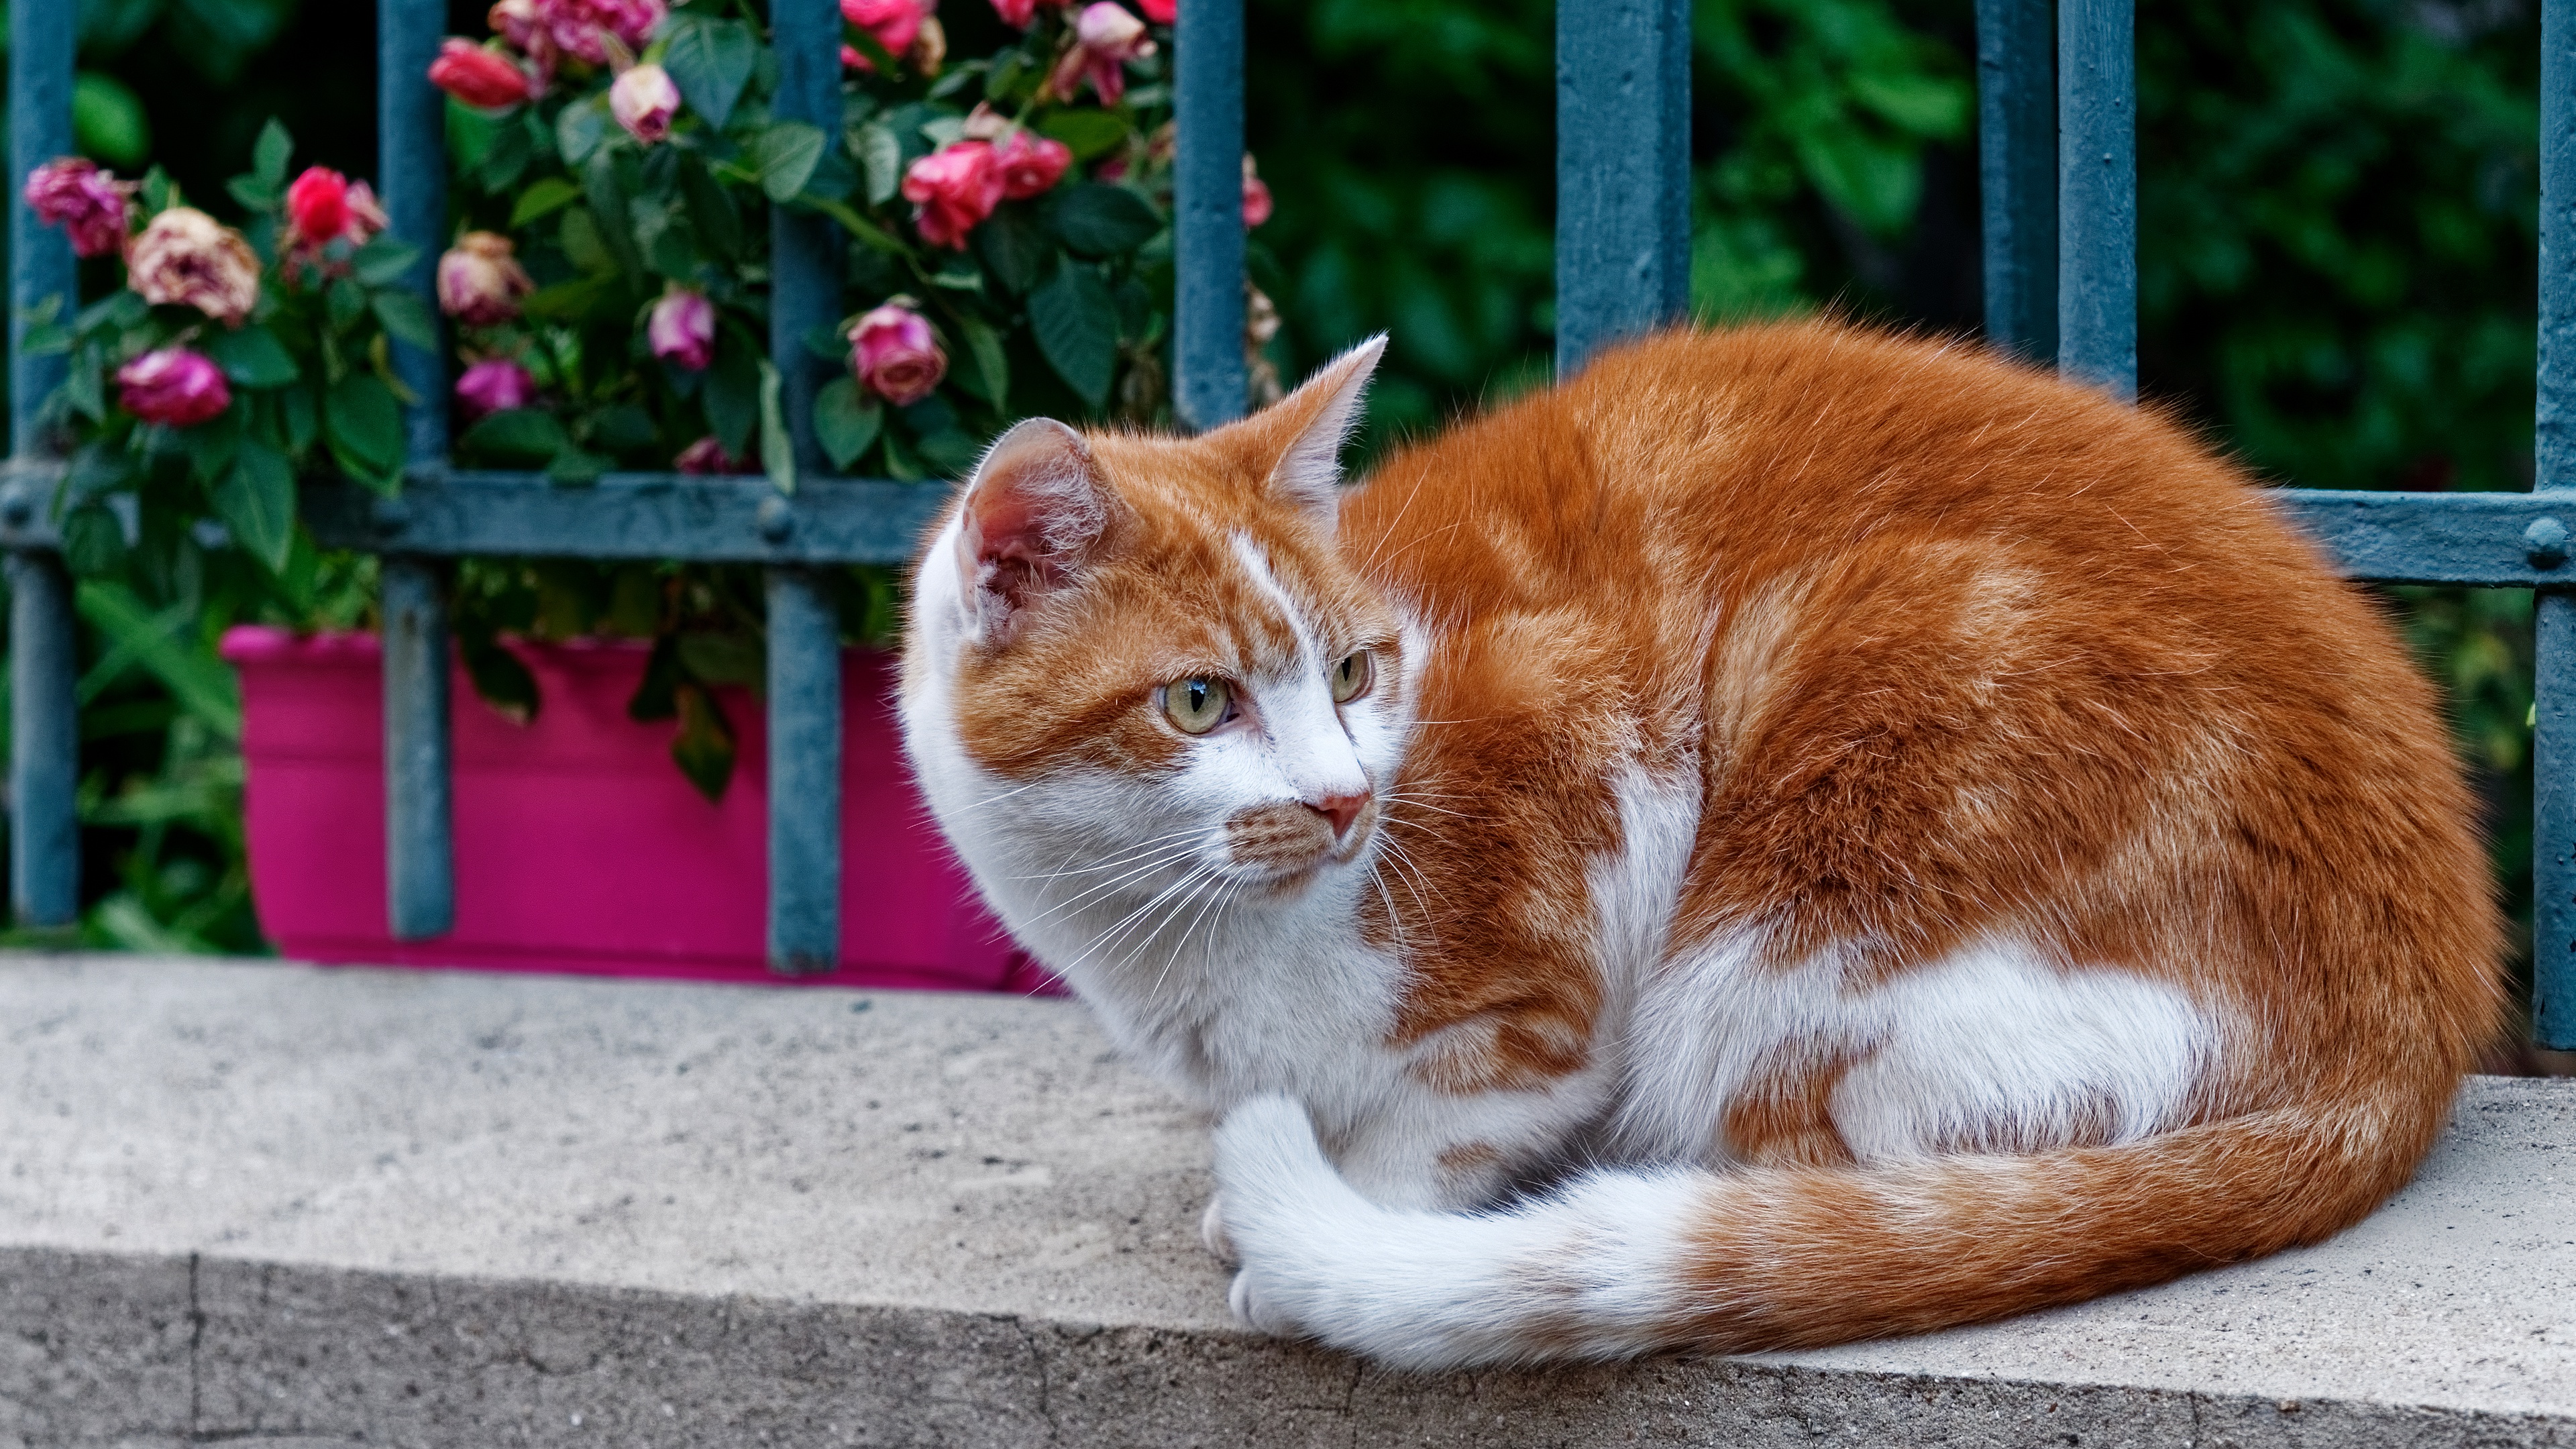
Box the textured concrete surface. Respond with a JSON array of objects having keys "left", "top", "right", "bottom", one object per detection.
[{"left": 1, "top": 951, "right": 2571, "bottom": 1448}]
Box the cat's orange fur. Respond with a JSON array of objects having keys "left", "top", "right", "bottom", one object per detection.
[{"left": 902, "top": 319, "right": 2502, "bottom": 1364}]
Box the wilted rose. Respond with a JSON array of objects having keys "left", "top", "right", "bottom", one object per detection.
[
  {"left": 455, "top": 358, "right": 539, "bottom": 419},
  {"left": 1137, "top": 0, "right": 1173, "bottom": 20},
  {"left": 1051, "top": 2, "right": 1152, "bottom": 105},
  {"left": 1241, "top": 154, "right": 1272, "bottom": 228},
  {"left": 610, "top": 62, "right": 682, "bottom": 144},
  {"left": 993, "top": 129, "right": 1073, "bottom": 200},
  {"left": 901, "top": 142, "right": 1003, "bottom": 250},
  {"left": 116, "top": 347, "right": 232, "bottom": 427},
  {"left": 126, "top": 208, "right": 262, "bottom": 326},
  {"left": 507, "top": 0, "right": 665, "bottom": 66},
  {"left": 674, "top": 436, "right": 754, "bottom": 474},
  {"left": 437, "top": 231, "right": 536, "bottom": 325},
  {"left": 649, "top": 288, "right": 716, "bottom": 371},
  {"left": 910, "top": 15, "right": 947, "bottom": 72},
  {"left": 849, "top": 305, "right": 947, "bottom": 407},
  {"left": 429, "top": 40, "right": 535, "bottom": 109},
  {"left": 23, "top": 158, "right": 136, "bottom": 259}
]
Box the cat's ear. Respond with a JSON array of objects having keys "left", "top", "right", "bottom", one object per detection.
[
  {"left": 953, "top": 417, "right": 1114, "bottom": 644},
  {"left": 1258, "top": 334, "right": 1385, "bottom": 536}
]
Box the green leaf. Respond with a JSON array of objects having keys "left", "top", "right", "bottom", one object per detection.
[
  {"left": 479, "top": 120, "right": 533, "bottom": 191},
  {"left": 663, "top": 17, "right": 758, "bottom": 131},
  {"left": 1036, "top": 109, "right": 1129, "bottom": 163},
  {"left": 73, "top": 581, "right": 240, "bottom": 739},
  {"left": 557, "top": 206, "right": 619, "bottom": 275},
  {"left": 704, "top": 333, "right": 759, "bottom": 460},
  {"left": 72, "top": 72, "right": 151, "bottom": 168},
  {"left": 280, "top": 382, "right": 319, "bottom": 453},
  {"left": 326, "top": 277, "right": 368, "bottom": 333},
  {"left": 508, "top": 176, "right": 585, "bottom": 228},
  {"left": 459, "top": 627, "right": 541, "bottom": 727},
  {"left": 323, "top": 373, "right": 404, "bottom": 476},
  {"left": 800, "top": 194, "right": 908, "bottom": 256},
  {"left": 753, "top": 121, "right": 830, "bottom": 203},
  {"left": 678, "top": 152, "right": 745, "bottom": 258},
  {"left": 676, "top": 631, "right": 764, "bottom": 689},
  {"left": 557, "top": 99, "right": 610, "bottom": 169},
  {"left": 549, "top": 447, "right": 610, "bottom": 485},
  {"left": 372, "top": 290, "right": 439, "bottom": 350},
  {"left": 1051, "top": 183, "right": 1163, "bottom": 258},
  {"left": 59, "top": 504, "right": 129, "bottom": 579},
  {"left": 629, "top": 633, "right": 682, "bottom": 722},
  {"left": 974, "top": 202, "right": 1049, "bottom": 294},
  {"left": 852, "top": 121, "right": 904, "bottom": 206},
  {"left": 757, "top": 359, "right": 795, "bottom": 494},
  {"left": 213, "top": 437, "right": 296, "bottom": 571},
  {"left": 351, "top": 236, "right": 422, "bottom": 287},
  {"left": 1029, "top": 260, "right": 1119, "bottom": 407},
  {"left": 182, "top": 407, "right": 243, "bottom": 484},
  {"left": 200, "top": 325, "right": 300, "bottom": 387},
  {"left": 814, "top": 377, "right": 882, "bottom": 470},
  {"left": 580, "top": 151, "right": 647, "bottom": 278},
  {"left": 669, "top": 683, "right": 736, "bottom": 803},
  {"left": 522, "top": 272, "right": 622, "bottom": 321},
  {"left": 958, "top": 313, "right": 1010, "bottom": 411},
  {"left": 252, "top": 117, "right": 293, "bottom": 190},
  {"left": 460, "top": 408, "right": 570, "bottom": 464}
]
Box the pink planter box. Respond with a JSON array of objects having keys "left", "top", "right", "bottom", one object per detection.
[{"left": 221, "top": 626, "right": 1048, "bottom": 993}]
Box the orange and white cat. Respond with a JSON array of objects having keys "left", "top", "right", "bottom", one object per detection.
[{"left": 898, "top": 322, "right": 2500, "bottom": 1368}]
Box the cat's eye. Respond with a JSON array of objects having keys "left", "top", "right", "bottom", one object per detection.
[
  {"left": 1330, "top": 650, "right": 1375, "bottom": 704},
  {"left": 1163, "top": 677, "right": 1233, "bottom": 735}
]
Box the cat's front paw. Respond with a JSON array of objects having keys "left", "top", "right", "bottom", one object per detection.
[
  {"left": 1228, "top": 1265, "right": 1301, "bottom": 1336},
  {"left": 1200, "top": 1192, "right": 1237, "bottom": 1265}
]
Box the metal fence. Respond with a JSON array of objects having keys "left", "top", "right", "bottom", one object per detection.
[{"left": 0, "top": 0, "right": 2568, "bottom": 1048}]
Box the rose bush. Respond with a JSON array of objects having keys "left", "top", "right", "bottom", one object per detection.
[{"left": 25, "top": 0, "right": 1273, "bottom": 805}]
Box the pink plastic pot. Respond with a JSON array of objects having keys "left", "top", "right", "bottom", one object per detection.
[{"left": 221, "top": 626, "right": 1051, "bottom": 992}]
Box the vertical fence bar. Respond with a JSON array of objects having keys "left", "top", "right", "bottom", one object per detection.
[
  {"left": 377, "top": 0, "right": 455, "bottom": 938},
  {"left": 2055, "top": 0, "right": 2133, "bottom": 399},
  {"left": 1977, "top": 0, "right": 2056, "bottom": 364},
  {"left": 1554, "top": 0, "right": 1692, "bottom": 376},
  {"left": 1174, "top": 0, "right": 1248, "bottom": 431},
  {"left": 7, "top": 0, "right": 81, "bottom": 926},
  {"left": 2535, "top": 0, "right": 2576, "bottom": 1050},
  {"left": 765, "top": 0, "right": 844, "bottom": 975}
]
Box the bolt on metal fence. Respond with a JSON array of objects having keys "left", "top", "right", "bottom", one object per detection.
[{"left": 1, "top": 0, "right": 2571, "bottom": 1049}]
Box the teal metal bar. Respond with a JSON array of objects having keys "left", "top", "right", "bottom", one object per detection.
[
  {"left": 8, "top": 0, "right": 80, "bottom": 926},
  {"left": 1977, "top": 0, "right": 2055, "bottom": 364},
  {"left": 765, "top": 0, "right": 845, "bottom": 975},
  {"left": 1554, "top": 0, "right": 1693, "bottom": 375},
  {"left": 303, "top": 471, "right": 949, "bottom": 564},
  {"left": 377, "top": 0, "right": 455, "bottom": 939},
  {"left": 2056, "top": 0, "right": 2133, "bottom": 398},
  {"left": 1174, "top": 0, "right": 1247, "bottom": 429},
  {"left": 2534, "top": 0, "right": 2576, "bottom": 1050}
]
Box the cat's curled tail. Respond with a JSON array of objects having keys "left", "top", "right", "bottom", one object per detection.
[{"left": 1211, "top": 1088, "right": 2445, "bottom": 1368}]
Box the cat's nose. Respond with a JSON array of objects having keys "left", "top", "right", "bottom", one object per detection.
[{"left": 1306, "top": 792, "right": 1369, "bottom": 840}]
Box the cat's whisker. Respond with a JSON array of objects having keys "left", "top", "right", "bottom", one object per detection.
[
  {"left": 1014, "top": 835, "right": 1219, "bottom": 932},
  {"left": 1007, "top": 824, "right": 1212, "bottom": 882}
]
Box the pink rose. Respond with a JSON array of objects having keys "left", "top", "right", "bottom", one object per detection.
[
  {"left": 610, "top": 62, "right": 681, "bottom": 144},
  {"left": 674, "top": 436, "right": 755, "bottom": 474},
  {"left": 901, "top": 142, "right": 1004, "bottom": 250},
  {"left": 23, "top": 158, "right": 136, "bottom": 259},
  {"left": 649, "top": 288, "right": 716, "bottom": 370},
  {"left": 125, "top": 208, "right": 262, "bottom": 326},
  {"left": 849, "top": 305, "right": 947, "bottom": 407},
  {"left": 1137, "top": 0, "right": 1172, "bottom": 19},
  {"left": 437, "top": 232, "right": 536, "bottom": 325},
  {"left": 429, "top": 39, "right": 535, "bottom": 109},
  {"left": 1241, "top": 154, "right": 1272, "bottom": 228},
  {"left": 843, "top": 0, "right": 930, "bottom": 55},
  {"left": 455, "top": 358, "right": 539, "bottom": 419},
  {"left": 286, "top": 168, "right": 352, "bottom": 248},
  {"left": 115, "top": 347, "right": 231, "bottom": 427},
  {"left": 993, "top": 129, "right": 1073, "bottom": 201},
  {"left": 988, "top": 0, "right": 1068, "bottom": 24},
  {"left": 1051, "top": 2, "right": 1153, "bottom": 105},
  {"left": 521, "top": 0, "right": 665, "bottom": 66}
]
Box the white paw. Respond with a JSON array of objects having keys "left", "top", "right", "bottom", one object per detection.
[
  {"left": 1228, "top": 1265, "right": 1300, "bottom": 1336},
  {"left": 1200, "top": 1192, "right": 1236, "bottom": 1265}
]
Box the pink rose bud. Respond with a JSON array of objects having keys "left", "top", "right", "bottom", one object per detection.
[
  {"left": 285, "top": 167, "right": 352, "bottom": 248},
  {"left": 993, "top": 129, "right": 1073, "bottom": 201},
  {"left": 674, "top": 436, "right": 753, "bottom": 474},
  {"left": 437, "top": 231, "right": 536, "bottom": 325},
  {"left": 1137, "top": 0, "right": 1173, "bottom": 20},
  {"left": 454, "top": 358, "right": 539, "bottom": 419},
  {"left": 1241, "top": 154, "right": 1272, "bottom": 228},
  {"left": 842, "top": 0, "right": 929, "bottom": 61},
  {"left": 125, "top": 208, "right": 263, "bottom": 326},
  {"left": 649, "top": 288, "right": 716, "bottom": 371},
  {"left": 23, "top": 158, "right": 137, "bottom": 260},
  {"left": 989, "top": 0, "right": 1038, "bottom": 23},
  {"left": 115, "top": 347, "right": 232, "bottom": 428},
  {"left": 1051, "top": 2, "right": 1153, "bottom": 105},
  {"left": 610, "top": 63, "right": 682, "bottom": 144},
  {"left": 429, "top": 39, "right": 535, "bottom": 110},
  {"left": 849, "top": 305, "right": 947, "bottom": 407},
  {"left": 901, "top": 142, "right": 1004, "bottom": 250}
]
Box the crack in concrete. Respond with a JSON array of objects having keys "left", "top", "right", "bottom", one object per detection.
[
  {"left": 1011, "top": 1316, "right": 1059, "bottom": 1444},
  {"left": 185, "top": 1252, "right": 203, "bottom": 1438}
]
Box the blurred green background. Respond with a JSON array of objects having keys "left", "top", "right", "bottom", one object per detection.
[{"left": 0, "top": 0, "right": 2548, "bottom": 1012}]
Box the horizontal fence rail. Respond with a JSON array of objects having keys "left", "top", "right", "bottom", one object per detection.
[{"left": 0, "top": 0, "right": 2568, "bottom": 1040}]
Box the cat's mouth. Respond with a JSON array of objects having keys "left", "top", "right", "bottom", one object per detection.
[{"left": 1221, "top": 798, "right": 1379, "bottom": 890}]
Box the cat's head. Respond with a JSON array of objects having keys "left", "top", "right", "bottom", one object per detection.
[{"left": 903, "top": 339, "right": 1404, "bottom": 936}]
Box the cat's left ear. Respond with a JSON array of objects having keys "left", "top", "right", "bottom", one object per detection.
[{"left": 1256, "top": 334, "right": 1385, "bottom": 537}]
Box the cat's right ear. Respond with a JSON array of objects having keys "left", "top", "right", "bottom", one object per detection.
[{"left": 953, "top": 417, "right": 1113, "bottom": 645}]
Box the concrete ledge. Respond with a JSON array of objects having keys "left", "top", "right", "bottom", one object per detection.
[{"left": 2, "top": 953, "right": 2571, "bottom": 1448}]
